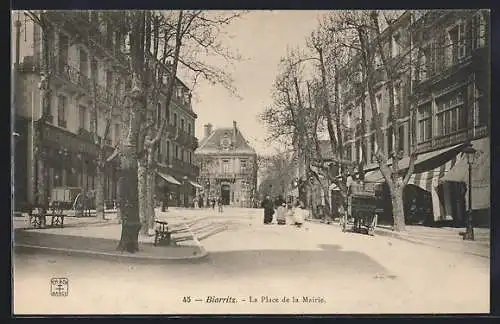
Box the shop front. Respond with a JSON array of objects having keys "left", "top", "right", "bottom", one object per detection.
[
  {"left": 33, "top": 123, "right": 118, "bottom": 209},
  {"left": 364, "top": 142, "right": 469, "bottom": 225},
  {"left": 155, "top": 168, "right": 181, "bottom": 208},
  {"left": 439, "top": 137, "right": 490, "bottom": 227}
]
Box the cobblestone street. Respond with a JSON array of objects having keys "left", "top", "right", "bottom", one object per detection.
[{"left": 13, "top": 208, "right": 489, "bottom": 314}]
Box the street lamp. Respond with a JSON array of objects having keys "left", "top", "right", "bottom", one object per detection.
[
  {"left": 462, "top": 142, "right": 477, "bottom": 241},
  {"left": 183, "top": 175, "right": 188, "bottom": 208}
]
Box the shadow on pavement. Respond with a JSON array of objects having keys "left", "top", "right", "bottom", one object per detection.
[
  {"left": 203, "top": 244, "right": 388, "bottom": 277},
  {"left": 14, "top": 231, "right": 205, "bottom": 262}
]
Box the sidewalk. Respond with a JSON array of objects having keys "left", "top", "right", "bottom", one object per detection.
[
  {"left": 305, "top": 217, "right": 490, "bottom": 259},
  {"left": 14, "top": 208, "right": 209, "bottom": 262}
]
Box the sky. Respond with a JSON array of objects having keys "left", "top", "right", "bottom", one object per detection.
[{"left": 188, "top": 10, "right": 325, "bottom": 157}]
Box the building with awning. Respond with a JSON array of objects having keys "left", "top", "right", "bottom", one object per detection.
[
  {"left": 439, "top": 137, "right": 490, "bottom": 216},
  {"left": 156, "top": 171, "right": 181, "bottom": 185},
  {"left": 364, "top": 143, "right": 467, "bottom": 222}
]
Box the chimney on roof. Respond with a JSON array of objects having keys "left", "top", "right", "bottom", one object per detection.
[
  {"left": 204, "top": 123, "right": 213, "bottom": 139},
  {"left": 232, "top": 121, "right": 237, "bottom": 141}
]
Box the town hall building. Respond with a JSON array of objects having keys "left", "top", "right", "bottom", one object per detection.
[{"left": 195, "top": 121, "right": 258, "bottom": 207}]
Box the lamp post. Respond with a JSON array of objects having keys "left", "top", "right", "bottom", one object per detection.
[
  {"left": 183, "top": 175, "right": 188, "bottom": 208},
  {"left": 462, "top": 142, "right": 477, "bottom": 241}
]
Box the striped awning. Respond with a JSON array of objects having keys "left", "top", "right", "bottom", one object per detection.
[
  {"left": 188, "top": 180, "right": 203, "bottom": 189},
  {"left": 363, "top": 143, "right": 465, "bottom": 184},
  {"left": 156, "top": 171, "right": 181, "bottom": 185},
  {"left": 407, "top": 156, "right": 458, "bottom": 192}
]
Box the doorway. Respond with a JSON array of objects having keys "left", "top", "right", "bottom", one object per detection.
[{"left": 221, "top": 184, "right": 231, "bottom": 205}]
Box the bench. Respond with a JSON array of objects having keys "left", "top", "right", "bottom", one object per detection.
[
  {"left": 29, "top": 205, "right": 67, "bottom": 229},
  {"left": 154, "top": 220, "right": 171, "bottom": 246}
]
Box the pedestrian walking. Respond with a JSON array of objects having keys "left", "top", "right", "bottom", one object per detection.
[
  {"left": 276, "top": 202, "right": 286, "bottom": 225},
  {"left": 211, "top": 197, "right": 216, "bottom": 209},
  {"left": 261, "top": 195, "right": 274, "bottom": 224},
  {"left": 292, "top": 200, "right": 307, "bottom": 227},
  {"left": 217, "top": 196, "right": 223, "bottom": 212}
]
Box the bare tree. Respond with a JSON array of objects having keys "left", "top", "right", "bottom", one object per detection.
[
  {"left": 258, "top": 150, "right": 297, "bottom": 199},
  {"left": 113, "top": 10, "right": 150, "bottom": 252},
  {"left": 335, "top": 10, "right": 422, "bottom": 231},
  {"left": 136, "top": 10, "right": 245, "bottom": 236}
]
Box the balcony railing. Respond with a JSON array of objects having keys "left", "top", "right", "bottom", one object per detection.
[
  {"left": 50, "top": 12, "right": 128, "bottom": 67},
  {"left": 417, "top": 125, "right": 488, "bottom": 153},
  {"left": 177, "top": 129, "right": 198, "bottom": 149}
]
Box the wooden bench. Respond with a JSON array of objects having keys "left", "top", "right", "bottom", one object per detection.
[
  {"left": 29, "top": 205, "right": 68, "bottom": 229},
  {"left": 154, "top": 220, "right": 171, "bottom": 246}
]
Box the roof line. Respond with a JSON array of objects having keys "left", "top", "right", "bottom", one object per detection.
[{"left": 196, "top": 128, "right": 218, "bottom": 151}]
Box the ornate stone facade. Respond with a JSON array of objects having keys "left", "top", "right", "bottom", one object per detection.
[{"left": 195, "top": 121, "right": 258, "bottom": 207}]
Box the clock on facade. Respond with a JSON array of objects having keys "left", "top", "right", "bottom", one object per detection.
[{"left": 220, "top": 134, "right": 232, "bottom": 150}]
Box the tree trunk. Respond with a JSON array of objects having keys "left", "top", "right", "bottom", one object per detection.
[
  {"left": 95, "top": 164, "right": 105, "bottom": 220},
  {"left": 36, "top": 153, "right": 47, "bottom": 226},
  {"left": 146, "top": 150, "right": 156, "bottom": 235},
  {"left": 137, "top": 156, "right": 148, "bottom": 235},
  {"left": 390, "top": 184, "right": 406, "bottom": 232},
  {"left": 116, "top": 145, "right": 141, "bottom": 253}
]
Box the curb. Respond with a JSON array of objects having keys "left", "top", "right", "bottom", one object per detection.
[
  {"left": 373, "top": 228, "right": 490, "bottom": 259},
  {"left": 305, "top": 218, "right": 489, "bottom": 259},
  {"left": 14, "top": 243, "right": 209, "bottom": 264}
]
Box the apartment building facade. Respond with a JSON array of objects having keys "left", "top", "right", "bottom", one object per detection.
[
  {"left": 337, "top": 10, "right": 490, "bottom": 225},
  {"left": 12, "top": 11, "right": 199, "bottom": 210},
  {"left": 154, "top": 77, "right": 200, "bottom": 208},
  {"left": 195, "top": 122, "right": 258, "bottom": 207}
]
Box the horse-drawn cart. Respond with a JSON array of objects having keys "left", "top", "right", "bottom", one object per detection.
[{"left": 340, "top": 182, "right": 383, "bottom": 236}]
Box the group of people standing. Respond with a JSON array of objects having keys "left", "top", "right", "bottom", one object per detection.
[
  {"left": 261, "top": 195, "right": 308, "bottom": 227},
  {"left": 193, "top": 195, "right": 224, "bottom": 212}
]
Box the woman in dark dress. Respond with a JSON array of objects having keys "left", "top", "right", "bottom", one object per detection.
[{"left": 261, "top": 195, "right": 274, "bottom": 224}]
